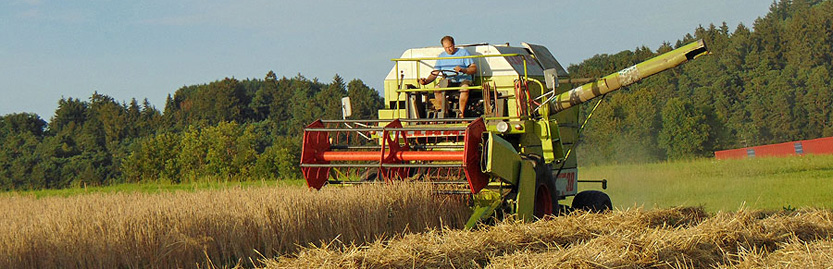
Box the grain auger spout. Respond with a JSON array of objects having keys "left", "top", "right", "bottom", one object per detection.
[
  {"left": 550, "top": 40, "right": 708, "bottom": 113},
  {"left": 300, "top": 38, "right": 708, "bottom": 228}
]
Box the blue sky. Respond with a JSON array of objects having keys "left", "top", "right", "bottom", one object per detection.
[{"left": 1, "top": 0, "right": 772, "bottom": 119}]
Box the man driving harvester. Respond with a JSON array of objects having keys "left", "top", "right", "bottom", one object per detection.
[{"left": 418, "top": 36, "right": 478, "bottom": 118}]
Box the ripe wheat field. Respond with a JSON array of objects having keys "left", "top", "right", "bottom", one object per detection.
[
  {"left": 0, "top": 184, "right": 470, "bottom": 268},
  {"left": 2, "top": 184, "right": 832, "bottom": 268}
]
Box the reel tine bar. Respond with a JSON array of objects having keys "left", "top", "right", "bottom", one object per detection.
[{"left": 301, "top": 118, "right": 489, "bottom": 193}]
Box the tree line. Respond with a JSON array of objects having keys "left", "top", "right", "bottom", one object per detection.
[
  {"left": 1, "top": 0, "right": 830, "bottom": 189},
  {"left": 574, "top": 0, "right": 832, "bottom": 165},
  {"left": 0, "top": 73, "right": 382, "bottom": 190}
]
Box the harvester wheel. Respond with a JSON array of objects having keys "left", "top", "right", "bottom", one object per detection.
[
  {"left": 572, "top": 190, "right": 612, "bottom": 213},
  {"left": 527, "top": 155, "right": 558, "bottom": 218}
]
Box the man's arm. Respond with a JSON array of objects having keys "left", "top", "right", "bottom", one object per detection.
[
  {"left": 421, "top": 58, "right": 477, "bottom": 85},
  {"left": 419, "top": 73, "right": 438, "bottom": 85}
]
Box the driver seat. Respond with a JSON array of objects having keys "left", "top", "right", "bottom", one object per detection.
[{"left": 428, "top": 78, "right": 461, "bottom": 119}]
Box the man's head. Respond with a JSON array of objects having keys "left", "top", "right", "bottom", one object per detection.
[{"left": 441, "top": 35, "right": 456, "bottom": 55}]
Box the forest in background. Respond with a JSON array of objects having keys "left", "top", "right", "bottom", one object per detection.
[
  {"left": 0, "top": 73, "right": 382, "bottom": 189},
  {"left": 1, "top": 0, "right": 831, "bottom": 190},
  {"left": 573, "top": 0, "right": 832, "bottom": 164}
]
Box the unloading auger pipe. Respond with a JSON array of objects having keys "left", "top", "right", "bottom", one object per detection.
[{"left": 550, "top": 40, "right": 708, "bottom": 113}]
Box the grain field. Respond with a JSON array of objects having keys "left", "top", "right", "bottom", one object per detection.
[
  {"left": 266, "top": 207, "right": 833, "bottom": 268},
  {"left": 0, "top": 184, "right": 470, "bottom": 268}
]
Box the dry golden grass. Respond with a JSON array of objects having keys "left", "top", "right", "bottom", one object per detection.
[
  {"left": 4, "top": 183, "right": 832, "bottom": 268},
  {"left": 0, "top": 183, "right": 470, "bottom": 268},
  {"left": 265, "top": 207, "right": 833, "bottom": 268}
]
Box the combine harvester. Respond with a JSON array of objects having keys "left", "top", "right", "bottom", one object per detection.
[{"left": 301, "top": 40, "right": 708, "bottom": 228}]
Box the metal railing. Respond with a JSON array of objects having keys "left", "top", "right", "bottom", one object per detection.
[
  {"left": 390, "top": 53, "right": 530, "bottom": 93},
  {"left": 389, "top": 53, "right": 533, "bottom": 118}
]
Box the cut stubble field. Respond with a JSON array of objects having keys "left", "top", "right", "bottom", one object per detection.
[{"left": 267, "top": 207, "right": 833, "bottom": 268}]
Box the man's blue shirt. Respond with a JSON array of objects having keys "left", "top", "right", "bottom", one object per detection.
[{"left": 435, "top": 48, "right": 474, "bottom": 82}]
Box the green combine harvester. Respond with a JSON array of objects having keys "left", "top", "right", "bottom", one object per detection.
[{"left": 301, "top": 40, "right": 708, "bottom": 228}]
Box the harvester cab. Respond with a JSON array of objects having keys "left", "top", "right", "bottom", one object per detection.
[{"left": 301, "top": 40, "right": 708, "bottom": 228}]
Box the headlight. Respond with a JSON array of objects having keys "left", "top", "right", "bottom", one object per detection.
[{"left": 496, "top": 121, "right": 510, "bottom": 133}]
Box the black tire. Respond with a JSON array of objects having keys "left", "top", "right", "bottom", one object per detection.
[
  {"left": 572, "top": 190, "right": 612, "bottom": 213},
  {"left": 526, "top": 155, "right": 559, "bottom": 218}
]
